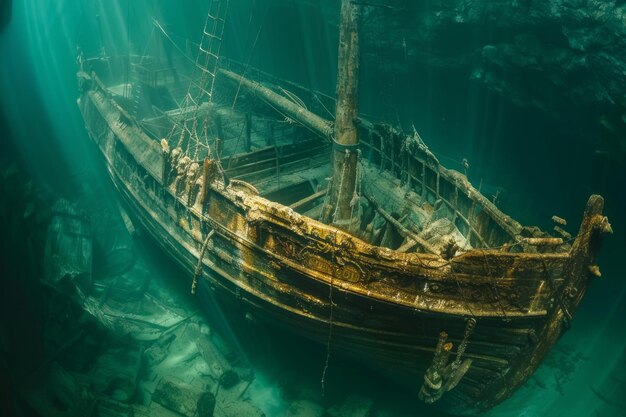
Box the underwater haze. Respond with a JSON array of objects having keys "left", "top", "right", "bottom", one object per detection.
[{"left": 1, "top": 1, "right": 625, "bottom": 417}]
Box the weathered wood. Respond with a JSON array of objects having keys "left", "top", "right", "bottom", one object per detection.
[
  {"left": 235, "top": 155, "right": 328, "bottom": 190},
  {"left": 225, "top": 143, "right": 326, "bottom": 177},
  {"left": 199, "top": 159, "right": 216, "bottom": 207},
  {"left": 222, "top": 140, "right": 318, "bottom": 170},
  {"left": 79, "top": 59, "right": 609, "bottom": 415},
  {"left": 522, "top": 237, "right": 564, "bottom": 246},
  {"left": 321, "top": 0, "right": 362, "bottom": 228},
  {"left": 397, "top": 238, "right": 418, "bottom": 253},
  {"left": 289, "top": 189, "right": 327, "bottom": 211},
  {"left": 479, "top": 195, "right": 609, "bottom": 410},
  {"left": 219, "top": 69, "right": 333, "bottom": 139},
  {"left": 363, "top": 192, "right": 438, "bottom": 255}
]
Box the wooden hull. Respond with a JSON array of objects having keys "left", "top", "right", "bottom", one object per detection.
[{"left": 77, "top": 71, "right": 608, "bottom": 413}]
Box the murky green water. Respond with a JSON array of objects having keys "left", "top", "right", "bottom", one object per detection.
[{"left": 1, "top": 1, "right": 625, "bottom": 416}]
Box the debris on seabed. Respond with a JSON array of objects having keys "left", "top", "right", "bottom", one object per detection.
[{"left": 6, "top": 165, "right": 392, "bottom": 417}]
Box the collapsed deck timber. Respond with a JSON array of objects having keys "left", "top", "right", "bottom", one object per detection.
[{"left": 77, "top": 62, "right": 610, "bottom": 413}]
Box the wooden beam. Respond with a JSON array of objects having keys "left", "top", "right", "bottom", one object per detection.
[
  {"left": 219, "top": 69, "right": 333, "bottom": 139},
  {"left": 363, "top": 192, "right": 439, "bottom": 255},
  {"left": 290, "top": 189, "right": 327, "bottom": 211}
]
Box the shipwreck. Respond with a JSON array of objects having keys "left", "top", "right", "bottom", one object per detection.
[{"left": 76, "top": 0, "right": 611, "bottom": 413}]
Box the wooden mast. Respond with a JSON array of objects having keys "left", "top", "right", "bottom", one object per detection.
[{"left": 320, "top": 0, "right": 362, "bottom": 230}]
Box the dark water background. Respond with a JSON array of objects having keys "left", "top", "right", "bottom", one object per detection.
[{"left": 1, "top": 1, "right": 625, "bottom": 416}]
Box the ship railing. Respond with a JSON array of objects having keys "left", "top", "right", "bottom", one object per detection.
[{"left": 357, "top": 122, "right": 530, "bottom": 250}]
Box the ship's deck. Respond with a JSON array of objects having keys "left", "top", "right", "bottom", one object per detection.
[{"left": 105, "top": 79, "right": 474, "bottom": 254}]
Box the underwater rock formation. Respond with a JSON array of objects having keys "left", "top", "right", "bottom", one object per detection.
[{"left": 359, "top": 0, "right": 626, "bottom": 158}]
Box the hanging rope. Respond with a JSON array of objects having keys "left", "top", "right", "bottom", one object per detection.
[
  {"left": 224, "top": 2, "right": 268, "bottom": 169},
  {"left": 312, "top": 93, "right": 335, "bottom": 120},
  {"left": 200, "top": 114, "right": 213, "bottom": 161},
  {"left": 138, "top": 26, "right": 155, "bottom": 66},
  {"left": 348, "top": 150, "right": 363, "bottom": 230},
  {"left": 192, "top": 229, "right": 215, "bottom": 294},
  {"left": 481, "top": 252, "right": 508, "bottom": 319},
  {"left": 162, "top": 0, "right": 228, "bottom": 163},
  {"left": 278, "top": 86, "right": 307, "bottom": 109},
  {"left": 153, "top": 19, "right": 196, "bottom": 64},
  {"left": 321, "top": 230, "right": 340, "bottom": 396},
  {"left": 232, "top": 0, "right": 267, "bottom": 110},
  {"left": 318, "top": 175, "right": 333, "bottom": 222},
  {"left": 123, "top": 0, "right": 131, "bottom": 99}
]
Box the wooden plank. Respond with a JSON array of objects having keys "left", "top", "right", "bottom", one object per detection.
[
  {"left": 236, "top": 155, "right": 328, "bottom": 188},
  {"left": 225, "top": 143, "right": 327, "bottom": 177},
  {"left": 290, "top": 189, "right": 327, "bottom": 211},
  {"left": 363, "top": 192, "right": 438, "bottom": 255}
]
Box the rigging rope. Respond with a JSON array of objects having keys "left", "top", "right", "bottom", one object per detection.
[
  {"left": 349, "top": 151, "right": 363, "bottom": 230},
  {"left": 313, "top": 93, "right": 335, "bottom": 120},
  {"left": 278, "top": 86, "right": 308, "bottom": 109},
  {"left": 153, "top": 19, "right": 197, "bottom": 65},
  {"left": 139, "top": 26, "right": 155, "bottom": 66},
  {"left": 163, "top": 0, "right": 228, "bottom": 164},
  {"left": 321, "top": 229, "right": 338, "bottom": 396},
  {"left": 481, "top": 252, "right": 508, "bottom": 319},
  {"left": 192, "top": 230, "right": 215, "bottom": 294},
  {"left": 224, "top": 4, "right": 267, "bottom": 170},
  {"left": 123, "top": 0, "right": 131, "bottom": 99},
  {"left": 232, "top": 0, "right": 267, "bottom": 110}
]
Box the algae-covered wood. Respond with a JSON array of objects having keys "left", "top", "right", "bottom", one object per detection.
[{"left": 77, "top": 54, "right": 610, "bottom": 413}]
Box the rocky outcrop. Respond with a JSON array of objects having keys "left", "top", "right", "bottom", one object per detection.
[{"left": 360, "top": 0, "right": 626, "bottom": 157}]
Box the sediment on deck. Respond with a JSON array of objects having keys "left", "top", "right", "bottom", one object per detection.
[{"left": 78, "top": 65, "right": 609, "bottom": 413}]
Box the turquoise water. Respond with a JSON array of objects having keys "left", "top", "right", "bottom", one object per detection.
[{"left": 1, "top": 1, "right": 625, "bottom": 416}]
